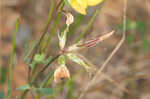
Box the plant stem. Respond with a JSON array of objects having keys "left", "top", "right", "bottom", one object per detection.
[
  {"left": 29, "top": 0, "right": 63, "bottom": 63},
  {"left": 7, "top": 19, "right": 19, "bottom": 99},
  {"left": 20, "top": 54, "right": 60, "bottom": 99},
  {"left": 31, "top": 54, "right": 60, "bottom": 84},
  {"left": 75, "top": 2, "right": 104, "bottom": 43},
  {"left": 28, "top": 0, "right": 63, "bottom": 84},
  {"left": 40, "top": 0, "right": 55, "bottom": 52},
  {"left": 44, "top": 3, "right": 65, "bottom": 51}
]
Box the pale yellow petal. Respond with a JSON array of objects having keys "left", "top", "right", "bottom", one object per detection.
[{"left": 87, "top": 0, "right": 103, "bottom": 6}]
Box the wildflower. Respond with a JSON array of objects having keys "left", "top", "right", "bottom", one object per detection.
[
  {"left": 54, "top": 65, "right": 70, "bottom": 83},
  {"left": 68, "top": 0, "right": 103, "bottom": 15}
]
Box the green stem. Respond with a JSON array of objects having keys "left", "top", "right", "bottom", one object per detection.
[
  {"left": 30, "top": 54, "right": 60, "bottom": 84},
  {"left": 20, "top": 1, "right": 64, "bottom": 99},
  {"left": 35, "top": 71, "right": 54, "bottom": 99},
  {"left": 20, "top": 54, "right": 59, "bottom": 99},
  {"left": 44, "top": 3, "right": 65, "bottom": 50},
  {"left": 29, "top": 0, "right": 63, "bottom": 83},
  {"left": 40, "top": 0, "right": 55, "bottom": 52},
  {"left": 7, "top": 19, "right": 19, "bottom": 99},
  {"left": 75, "top": 3, "right": 104, "bottom": 43},
  {"left": 29, "top": 0, "right": 63, "bottom": 62}
]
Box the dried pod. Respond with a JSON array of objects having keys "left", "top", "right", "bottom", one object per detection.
[
  {"left": 54, "top": 65, "right": 70, "bottom": 83},
  {"left": 77, "top": 31, "right": 115, "bottom": 47}
]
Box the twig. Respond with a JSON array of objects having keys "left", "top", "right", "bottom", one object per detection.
[{"left": 78, "top": 0, "right": 127, "bottom": 98}]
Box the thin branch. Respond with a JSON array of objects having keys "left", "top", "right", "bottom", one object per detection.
[{"left": 78, "top": 0, "right": 127, "bottom": 98}]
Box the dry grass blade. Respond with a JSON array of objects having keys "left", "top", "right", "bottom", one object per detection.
[
  {"left": 78, "top": 0, "right": 127, "bottom": 98},
  {"left": 101, "top": 73, "right": 131, "bottom": 95}
]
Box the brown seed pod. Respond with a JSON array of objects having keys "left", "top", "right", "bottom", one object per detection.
[{"left": 54, "top": 65, "right": 70, "bottom": 83}]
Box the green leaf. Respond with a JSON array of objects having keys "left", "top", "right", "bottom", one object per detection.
[
  {"left": 40, "top": 70, "right": 54, "bottom": 88},
  {"left": 58, "top": 27, "right": 68, "bottom": 50},
  {"left": 0, "top": 90, "right": 5, "bottom": 99},
  {"left": 126, "top": 34, "right": 135, "bottom": 44},
  {"left": 137, "top": 21, "right": 146, "bottom": 37},
  {"left": 16, "top": 84, "right": 31, "bottom": 91},
  {"left": 29, "top": 62, "right": 36, "bottom": 70},
  {"left": 42, "top": 56, "right": 52, "bottom": 65},
  {"left": 24, "top": 44, "right": 29, "bottom": 57},
  {"left": 117, "top": 19, "right": 137, "bottom": 31},
  {"left": 67, "top": 79, "right": 75, "bottom": 99},
  {"left": 40, "top": 88, "right": 53, "bottom": 95},
  {"left": 128, "top": 21, "right": 137, "bottom": 30},
  {"left": 25, "top": 57, "right": 30, "bottom": 64},
  {"left": 34, "top": 53, "right": 45, "bottom": 63},
  {"left": 24, "top": 40, "right": 39, "bottom": 59},
  {"left": 0, "top": 66, "right": 7, "bottom": 84},
  {"left": 8, "top": 18, "right": 19, "bottom": 98},
  {"left": 58, "top": 55, "right": 66, "bottom": 65},
  {"left": 64, "top": 0, "right": 70, "bottom": 6},
  {"left": 67, "top": 53, "right": 89, "bottom": 70},
  {"left": 142, "top": 39, "right": 150, "bottom": 52}
]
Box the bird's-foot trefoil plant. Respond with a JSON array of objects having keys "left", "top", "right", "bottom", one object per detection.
[
  {"left": 54, "top": 12, "right": 115, "bottom": 83},
  {"left": 6, "top": 0, "right": 121, "bottom": 99}
]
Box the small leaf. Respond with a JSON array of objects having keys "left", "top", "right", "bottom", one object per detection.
[
  {"left": 42, "top": 56, "right": 52, "bottom": 65},
  {"left": 67, "top": 53, "right": 90, "bottom": 70},
  {"left": 16, "top": 84, "right": 31, "bottom": 91},
  {"left": 126, "top": 34, "right": 135, "bottom": 44},
  {"left": 34, "top": 53, "right": 45, "bottom": 63},
  {"left": 0, "top": 66, "right": 7, "bottom": 84},
  {"left": 24, "top": 44, "right": 29, "bottom": 57},
  {"left": 137, "top": 21, "right": 146, "bottom": 37},
  {"left": 129, "top": 21, "right": 137, "bottom": 30},
  {"left": 29, "top": 62, "right": 36, "bottom": 70},
  {"left": 25, "top": 57, "right": 30, "bottom": 64},
  {"left": 58, "top": 55, "right": 66, "bottom": 65},
  {"left": 64, "top": 0, "right": 70, "bottom": 6},
  {"left": 40, "top": 88, "right": 53, "bottom": 95},
  {"left": 142, "top": 39, "right": 150, "bottom": 52},
  {"left": 0, "top": 90, "right": 5, "bottom": 99},
  {"left": 58, "top": 27, "right": 68, "bottom": 50}
]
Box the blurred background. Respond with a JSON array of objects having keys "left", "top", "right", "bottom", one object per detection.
[{"left": 0, "top": 0, "right": 150, "bottom": 99}]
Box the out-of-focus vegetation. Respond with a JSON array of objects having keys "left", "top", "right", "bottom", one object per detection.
[
  {"left": 118, "top": 18, "right": 150, "bottom": 52},
  {"left": 0, "top": 0, "right": 150, "bottom": 99}
]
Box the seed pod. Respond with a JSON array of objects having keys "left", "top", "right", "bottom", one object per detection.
[{"left": 54, "top": 65, "right": 70, "bottom": 83}]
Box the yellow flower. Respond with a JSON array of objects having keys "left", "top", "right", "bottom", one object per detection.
[{"left": 69, "top": 0, "right": 103, "bottom": 15}]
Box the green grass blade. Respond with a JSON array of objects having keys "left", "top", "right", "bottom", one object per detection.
[
  {"left": 7, "top": 18, "right": 19, "bottom": 99},
  {"left": 41, "top": 0, "right": 55, "bottom": 51},
  {"left": 75, "top": 4, "right": 104, "bottom": 43},
  {"left": 44, "top": 3, "right": 64, "bottom": 50}
]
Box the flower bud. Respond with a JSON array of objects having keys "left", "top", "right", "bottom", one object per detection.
[
  {"left": 58, "top": 30, "right": 67, "bottom": 50},
  {"left": 65, "top": 12, "right": 74, "bottom": 26}
]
